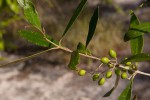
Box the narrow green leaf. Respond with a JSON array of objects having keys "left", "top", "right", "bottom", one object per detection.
[
  {"left": 121, "top": 53, "right": 150, "bottom": 64},
  {"left": 86, "top": 7, "right": 99, "bottom": 47},
  {"left": 129, "top": 12, "right": 143, "bottom": 55},
  {"left": 130, "top": 36, "right": 143, "bottom": 55},
  {"left": 124, "top": 30, "right": 144, "bottom": 41},
  {"left": 68, "top": 51, "right": 80, "bottom": 70},
  {"left": 0, "top": 0, "right": 3, "bottom": 7},
  {"left": 17, "top": 0, "right": 26, "bottom": 7},
  {"left": 62, "top": 0, "right": 87, "bottom": 37},
  {"left": 77, "top": 42, "right": 91, "bottom": 55},
  {"left": 18, "top": 30, "right": 58, "bottom": 47},
  {"left": 131, "top": 22, "right": 150, "bottom": 33},
  {"left": 118, "top": 79, "right": 133, "bottom": 100},
  {"left": 103, "top": 76, "right": 120, "bottom": 97},
  {"left": 17, "top": 0, "right": 42, "bottom": 30}
]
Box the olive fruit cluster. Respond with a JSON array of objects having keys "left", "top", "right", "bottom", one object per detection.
[
  {"left": 101, "top": 49, "right": 117, "bottom": 64},
  {"left": 76, "top": 49, "right": 138, "bottom": 86}
]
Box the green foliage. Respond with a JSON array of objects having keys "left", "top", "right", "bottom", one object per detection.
[
  {"left": 124, "top": 22, "right": 150, "bottom": 41},
  {"left": 122, "top": 53, "right": 150, "bottom": 63},
  {"left": 68, "top": 51, "right": 80, "bottom": 70},
  {"left": 129, "top": 12, "right": 143, "bottom": 55},
  {"left": 1, "top": 0, "right": 149, "bottom": 99},
  {"left": 86, "top": 7, "right": 99, "bottom": 47},
  {"left": 76, "top": 42, "right": 91, "bottom": 55},
  {"left": 124, "top": 30, "right": 144, "bottom": 41},
  {"left": 131, "top": 22, "right": 150, "bottom": 33},
  {"left": 103, "top": 76, "right": 120, "bottom": 97},
  {"left": 118, "top": 79, "right": 133, "bottom": 100},
  {"left": 6, "top": 0, "right": 20, "bottom": 14},
  {"left": 62, "top": 0, "right": 87, "bottom": 37},
  {"left": 18, "top": 30, "right": 58, "bottom": 47},
  {"left": 17, "top": 0, "right": 42, "bottom": 30}
]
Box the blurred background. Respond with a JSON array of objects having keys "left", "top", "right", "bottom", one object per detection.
[{"left": 0, "top": 0, "right": 150, "bottom": 100}]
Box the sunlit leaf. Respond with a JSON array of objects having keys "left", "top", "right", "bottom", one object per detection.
[
  {"left": 77, "top": 42, "right": 91, "bottom": 55},
  {"left": 131, "top": 22, "right": 150, "bottom": 33},
  {"left": 118, "top": 79, "right": 133, "bottom": 100},
  {"left": 86, "top": 7, "right": 99, "bottom": 47},
  {"left": 121, "top": 53, "right": 150, "bottom": 64},
  {"left": 129, "top": 12, "right": 143, "bottom": 55},
  {"left": 124, "top": 30, "right": 144, "bottom": 41},
  {"left": 130, "top": 36, "right": 143, "bottom": 55},
  {"left": 62, "top": 0, "right": 87, "bottom": 37},
  {"left": 6, "top": 0, "right": 20, "bottom": 14},
  {"left": 18, "top": 30, "right": 58, "bottom": 47},
  {"left": 17, "top": 0, "right": 42, "bottom": 30},
  {"left": 103, "top": 76, "right": 120, "bottom": 97},
  {"left": 68, "top": 51, "right": 80, "bottom": 70}
]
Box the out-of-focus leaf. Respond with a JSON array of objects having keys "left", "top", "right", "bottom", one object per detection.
[
  {"left": 124, "top": 30, "right": 144, "bottom": 41},
  {"left": 103, "top": 76, "right": 120, "bottom": 97},
  {"left": 6, "top": 0, "right": 20, "bottom": 14},
  {"left": 86, "top": 7, "right": 99, "bottom": 47},
  {"left": 77, "top": 42, "right": 91, "bottom": 55},
  {"left": 121, "top": 53, "right": 150, "bottom": 64},
  {"left": 17, "top": 0, "right": 25, "bottom": 7},
  {"left": 131, "top": 22, "right": 150, "bottom": 33},
  {"left": 0, "top": 0, "right": 3, "bottom": 7},
  {"left": 62, "top": 0, "right": 87, "bottom": 37},
  {"left": 68, "top": 51, "right": 80, "bottom": 70},
  {"left": 129, "top": 12, "right": 143, "bottom": 55},
  {"left": 130, "top": 36, "right": 143, "bottom": 55},
  {"left": 118, "top": 79, "right": 133, "bottom": 100},
  {"left": 17, "top": 0, "right": 41, "bottom": 30},
  {"left": 18, "top": 30, "right": 58, "bottom": 47}
]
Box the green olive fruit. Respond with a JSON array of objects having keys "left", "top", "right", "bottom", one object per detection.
[
  {"left": 98, "top": 77, "right": 105, "bottom": 86},
  {"left": 131, "top": 65, "right": 137, "bottom": 70},
  {"left": 109, "top": 49, "right": 117, "bottom": 58},
  {"left": 108, "top": 63, "right": 114, "bottom": 68},
  {"left": 105, "top": 71, "right": 112, "bottom": 78},
  {"left": 92, "top": 74, "right": 100, "bottom": 81},
  {"left": 121, "top": 72, "right": 128, "bottom": 79},
  {"left": 125, "top": 62, "right": 132, "bottom": 66},
  {"left": 115, "top": 68, "right": 121, "bottom": 76},
  {"left": 78, "top": 69, "right": 86, "bottom": 76},
  {"left": 101, "top": 57, "right": 110, "bottom": 64}
]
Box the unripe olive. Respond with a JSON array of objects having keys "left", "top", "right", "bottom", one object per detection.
[
  {"left": 98, "top": 77, "right": 105, "bottom": 86},
  {"left": 121, "top": 72, "right": 128, "bottom": 79},
  {"left": 78, "top": 69, "right": 86, "bottom": 76},
  {"left": 92, "top": 74, "right": 100, "bottom": 81},
  {"left": 105, "top": 71, "right": 112, "bottom": 78},
  {"left": 131, "top": 65, "right": 137, "bottom": 70},
  {"left": 115, "top": 68, "right": 121, "bottom": 76},
  {"left": 108, "top": 63, "right": 114, "bottom": 68},
  {"left": 109, "top": 49, "right": 117, "bottom": 58},
  {"left": 125, "top": 62, "right": 132, "bottom": 66},
  {"left": 101, "top": 57, "right": 110, "bottom": 64}
]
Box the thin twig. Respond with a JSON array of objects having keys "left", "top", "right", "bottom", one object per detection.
[{"left": 0, "top": 47, "right": 59, "bottom": 68}]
